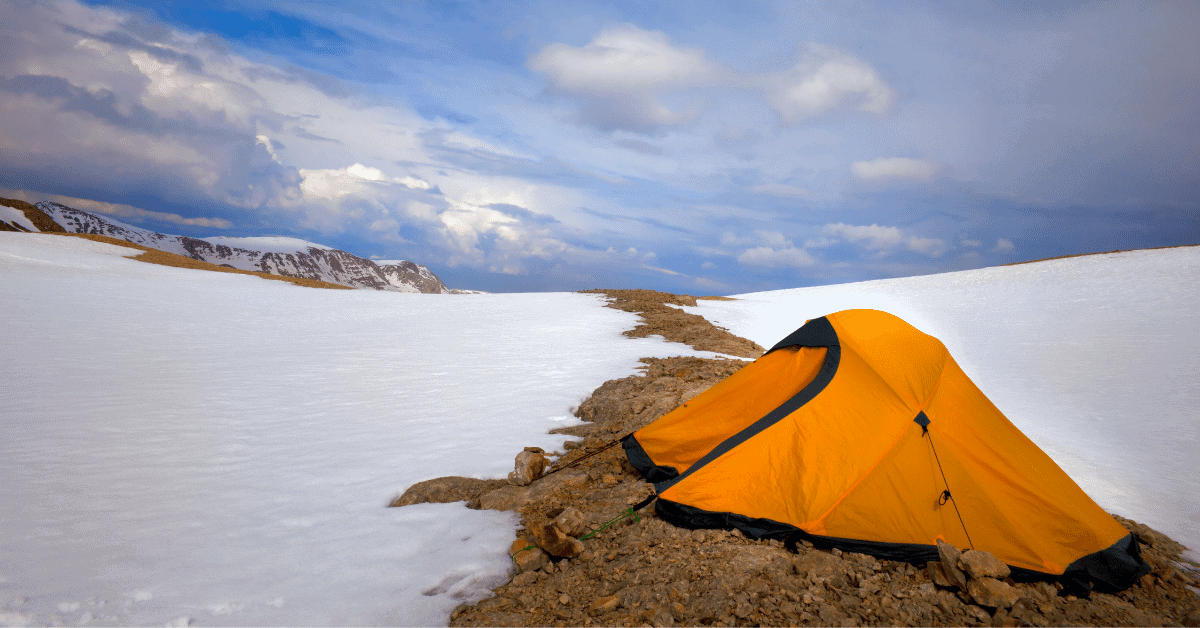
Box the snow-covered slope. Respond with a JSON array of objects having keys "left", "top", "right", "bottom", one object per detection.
[
  {"left": 36, "top": 201, "right": 451, "bottom": 293},
  {"left": 0, "top": 232, "right": 724, "bottom": 627},
  {"left": 2, "top": 233, "right": 1196, "bottom": 626},
  {"left": 686, "top": 245, "right": 1200, "bottom": 561}
]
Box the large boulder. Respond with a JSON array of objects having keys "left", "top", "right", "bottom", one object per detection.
[
  {"left": 936, "top": 539, "right": 970, "bottom": 591},
  {"left": 389, "top": 476, "right": 508, "bottom": 507},
  {"left": 958, "top": 549, "right": 1011, "bottom": 579},
  {"left": 966, "top": 577, "right": 1021, "bottom": 609}
]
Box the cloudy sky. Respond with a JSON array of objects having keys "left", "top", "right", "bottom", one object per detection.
[{"left": 2, "top": 0, "right": 1197, "bottom": 293}]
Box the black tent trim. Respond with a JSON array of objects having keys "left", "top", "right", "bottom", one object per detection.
[{"left": 655, "top": 498, "right": 1149, "bottom": 591}]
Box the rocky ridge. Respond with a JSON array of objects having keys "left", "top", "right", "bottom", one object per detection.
[
  {"left": 392, "top": 289, "right": 1200, "bottom": 627},
  {"left": 26, "top": 200, "right": 450, "bottom": 293}
]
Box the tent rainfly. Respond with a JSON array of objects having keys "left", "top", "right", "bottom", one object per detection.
[{"left": 623, "top": 309, "right": 1150, "bottom": 593}]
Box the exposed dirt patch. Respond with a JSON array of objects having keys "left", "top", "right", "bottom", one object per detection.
[
  {"left": 580, "top": 289, "right": 764, "bottom": 359},
  {"left": 54, "top": 232, "right": 353, "bottom": 290},
  {"left": 392, "top": 289, "right": 1199, "bottom": 627}
]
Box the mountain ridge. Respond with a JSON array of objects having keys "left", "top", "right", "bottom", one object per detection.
[{"left": 2, "top": 197, "right": 453, "bottom": 293}]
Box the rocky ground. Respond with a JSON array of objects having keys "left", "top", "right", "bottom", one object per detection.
[{"left": 392, "top": 289, "right": 1200, "bottom": 627}]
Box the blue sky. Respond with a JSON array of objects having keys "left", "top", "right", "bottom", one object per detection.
[{"left": 2, "top": 0, "right": 1197, "bottom": 293}]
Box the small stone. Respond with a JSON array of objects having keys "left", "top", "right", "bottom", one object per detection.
[
  {"left": 530, "top": 521, "right": 584, "bottom": 558},
  {"left": 510, "top": 537, "right": 549, "bottom": 573},
  {"left": 511, "top": 571, "right": 538, "bottom": 587},
  {"left": 563, "top": 440, "right": 583, "bottom": 450},
  {"left": 690, "top": 529, "right": 706, "bottom": 543},
  {"left": 508, "top": 451, "right": 548, "bottom": 486},
  {"left": 959, "top": 549, "right": 1011, "bottom": 579},
  {"left": 917, "top": 582, "right": 937, "bottom": 596},
  {"left": 590, "top": 594, "right": 620, "bottom": 613},
  {"left": 523, "top": 446, "right": 545, "bottom": 453},
  {"left": 967, "top": 577, "right": 1021, "bottom": 609},
  {"left": 937, "top": 540, "right": 970, "bottom": 591},
  {"left": 553, "top": 506, "right": 589, "bottom": 537},
  {"left": 558, "top": 594, "right": 570, "bottom": 606}
]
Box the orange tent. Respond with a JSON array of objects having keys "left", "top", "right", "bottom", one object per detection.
[{"left": 623, "top": 309, "right": 1149, "bottom": 592}]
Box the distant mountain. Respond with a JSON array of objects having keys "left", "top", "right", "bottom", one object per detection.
[{"left": 30, "top": 201, "right": 451, "bottom": 294}]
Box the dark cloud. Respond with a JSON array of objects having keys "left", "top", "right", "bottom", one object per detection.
[
  {"left": 290, "top": 126, "right": 341, "bottom": 143},
  {"left": 614, "top": 138, "right": 664, "bottom": 155},
  {"left": 60, "top": 24, "right": 205, "bottom": 73},
  {"left": 487, "top": 203, "right": 559, "bottom": 224},
  {"left": 0, "top": 74, "right": 243, "bottom": 140},
  {"left": 414, "top": 102, "right": 479, "bottom": 125},
  {"left": 576, "top": 206, "right": 691, "bottom": 234}
]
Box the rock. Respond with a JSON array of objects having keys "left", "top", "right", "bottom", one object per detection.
[
  {"left": 793, "top": 550, "right": 845, "bottom": 579},
  {"left": 967, "top": 605, "right": 992, "bottom": 623},
  {"left": 478, "top": 485, "right": 531, "bottom": 511},
  {"left": 937, "top": 539, "right": 970, "bottom": 591},
  {"left": 553, "top": 506, "right": 589, "bottom": 537},
  {"left": 389, "top": 476, "right": 508, "bottom": 507},
  {"left": 729, "top": 545, "right": 788, "bottom": 574},
  {"left": 928, "top": 561, "right": 953, "bottom": 587},
  {"left": 917, "top": 582, "right": 937, "bottom": 597},
  {"left": 511, "top": 570, "right": 538, "bottom": 587},
  {"left": 590, "top": 594, "right": 620, "bottom": 614},
  {"left": 508, "top": 451, "right": 548, "bottom": 486},
  {"left": 991, "top": 608, "right": 1020, "bottom": 627},
  {"left": 523, "top": 446, "right": 545, "bottom": 454},
  {"left": 510, "top": 537, "right": 549, "bottom": 573},
  {"left": 531, "top": 521, "right": 584, "bottom": 558},
  {"left": 959, "top": 549, "right": 1011, "bottom": 579},
  {"left": 967, "top": 577, "right": 1021, "bottom": 609},
  {"left": 477, "top": 470, "right": 589, "bottom": 511}
]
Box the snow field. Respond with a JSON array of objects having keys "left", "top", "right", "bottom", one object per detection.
[{"left": 0, "top": 233, "right": 725, "bottom": 627}]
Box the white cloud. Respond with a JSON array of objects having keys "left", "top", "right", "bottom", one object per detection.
[
  {"left": 397, "top": 176, "right": 430, "bottom": 190},
  {"left": 823, "top": 222, "right": 947, "bottom": 257},
  {"left": 738, "top": 245, "right": 817, "bottom": 268},
  {"left": 993, "top": 238, "right": 1015, "bottom": 253},
  {"left": 852, "top": 157, "right": 944, "bottom": 182},
  {"left": 720, "top": 232, "right": 753, "bottom": 246},
  {"left": 529, "top": 24, "right": 716, "bottom": 96},
  {"left": 765, "top": 43, "right": 895, "bottom": 123},
  {"left": 701, "top": 261, "right": 717, "bottom": 270},
  {"left": 528, "top": 24, "right": 718, "bottom": 132},
  {"left": 824, "top": 223, "right": 904, "bottom": 250},
  {"left": 961, "top": 239, "right": 982, "bottom": 247},
  {"left": 299, "top": 163, "right": 414, "bottom": 199},
  {"left": 749, "top": 183, "right": 810, "bottom": 198}
]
